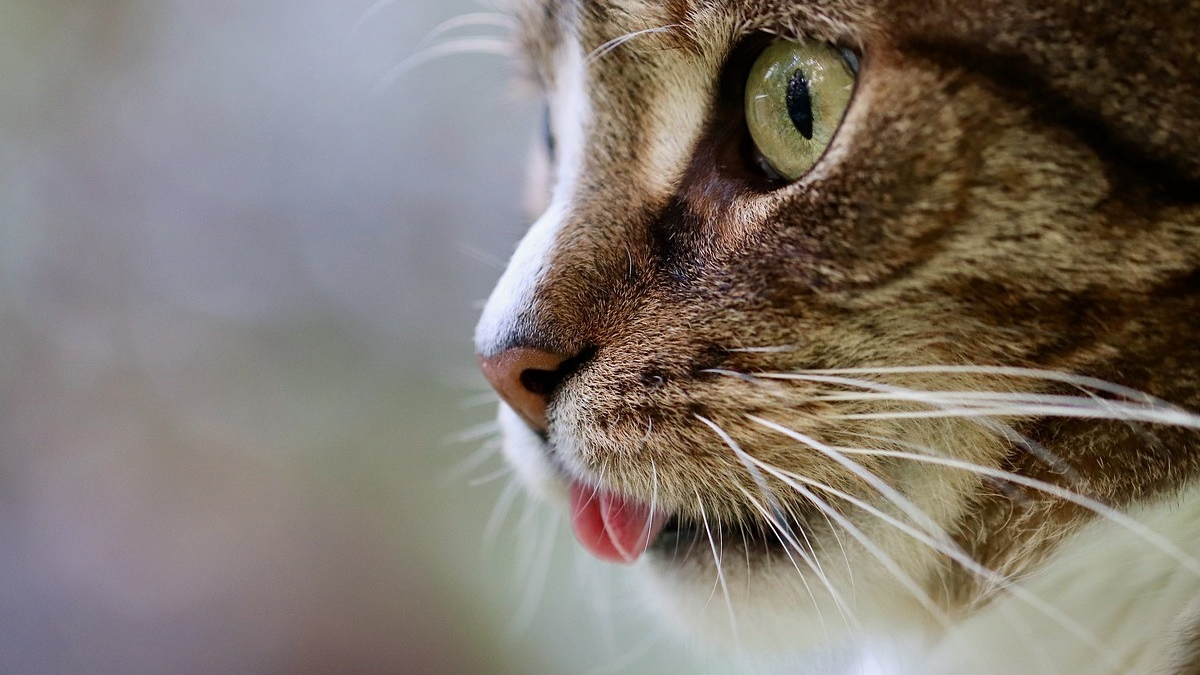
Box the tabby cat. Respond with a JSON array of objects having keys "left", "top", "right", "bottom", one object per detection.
[{"left": 472, "top": 0, "right": 1200, "bottom": 672}]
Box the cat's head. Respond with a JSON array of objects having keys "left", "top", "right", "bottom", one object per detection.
[{"left": 475, "top": 0, "right": 1200, "bottom": 650}]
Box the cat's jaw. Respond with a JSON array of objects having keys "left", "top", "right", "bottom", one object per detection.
[{"left": 494, "top": 393, "right": 952, "bottom": 651}]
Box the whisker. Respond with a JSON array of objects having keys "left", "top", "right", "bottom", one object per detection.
[
  {"left": 752, "top": 372, "right": 1200, "bottom": 428},
  {"left": 696, "top": 410, "right": 856, "bottom": 591},
  {"left": 831, "top": 405, "right": 1200, "bottom": 426},
  {"left": 356, "top": 7, "right": 515, "bottom": 37},
  {"left": 456, "top": 241, "right": 509, "bottom": 271},
  {"left": 467, "top": 465, "right": 513, "bottom": 487},
  {"left": 374, "top": 38, "right": 514, "bottom": 95},
  {"left": 797, "top": 365, "right": 1176, "bottom": 406},
  {"left": 824, "top": 443, "right": 1200, "bottom": 578},
  {"left": 484, "top": 476, "right": 522, "bottom": 543},
  {"left": 695, "top": 415, "right": 855, "bottom": 633},
  {"left": 696, "top": 490, "right": 740, "bottom": 646},
  {"left": 697, "top": 417, "right": 828, "bottom": 572},
  {"left": 745, "top": 458, "right": 1055, "bottom": 675},
  {"left": 783, "top": 464, "right": 1121, "bottom": 669},
  {"left": 724, "top": 345, "right": 803, "bottom": 354},
  {"left": 722, "top": 368, "right": 1122, "bottom": 489},
  {"left": 458, "top": 391, "right": 500, "bottom": 408},
  {"left": 441, "top": 437, "right": 502, "bottom": 485},
  {"left": 587, "top": 24, "right": 682, "bottom": 63},
  {"left": 513, "top": 508, "right": 560, "bottom": 633},
  {"left": 748, "top": 415, "right": 1127, "bottom": 664},
  {"left": 736, "top": 484, "right": 859, "bottom": 640},
  {"left": 445, "top": 420, "right": 501, "bottom": 444},
  {"left": 810, "top": 390, "right": 1159, "bottom": 407},
  {"left": 641, "top": 459, "right": 661, "bottom": 553},
  {"left": 749, "top": 415, "right": 945, "bottom": 540},
  {"left": 746, "top": 455, "right": 955, "bottom": 630},
  {"left": 514, "top": 490, "right": 542, "bottom": 575},
  {"left": 420, "top": 12, "right": 516, "bottom": 41}
]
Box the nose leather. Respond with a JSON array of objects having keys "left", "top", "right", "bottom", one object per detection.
[{"left": 478, "top": 347, "right": 573, "bottom": 432}]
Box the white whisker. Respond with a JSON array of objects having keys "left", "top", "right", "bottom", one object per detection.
[
  {"left": 749, "top": 415, "right": 945, "bottom": 540},
  {"left": 642, "top": 459, "right": 661, "bottom": 553},
  {"left": 798, "top": 365, "right": 1176, "bottom": 406},
  {"left": 468, "top": 465, "right": 513, "bottom": 487},
  {"left": 831, "top": 405, "right": 1200, "bottom": 426},
  {"left": 784, "top": 463, "right": 1121, "bottom": 669},
  {"left": 587, "top": 24, "right": 681, "bottom": 63},
  {"left": 456, "top": 241, "right": 510, "bottom": 271},
  {"left": 747, "top": 454, "right": 955, "bottom": 629},
  {"left": 374, "top": 38, "right": 514, "bottom": 95},
  {"left": 738, "top": 484, "right": 862, "bottom": 641},
  {"left": 826, "top": 442, "right": 1200, "bottom": 578},
  {"left": 514, "top": 509, "right": 560, "bottom": 633},
  {"left": 484, "top": 476, "right": 522, "bottom": 543},
  {"left": 446, "top": 420, "right": 501, "bottom": 444},
  {"left": 695, "top": 415, "right": 856, "bottom": 631},
  {"left": 752, "top": 371, "right": 1200, "bottom": 428},
  {"left": 442, "top": 437, "right": 502, "bottom": 484},
  {"left": 697, "top": 412, "right": 858, "bottom": 593},
  {"left": 748, "top": 414, "right": 1129, "bottom": 664},
  {"left": 356, "top": 7, "right": 515, "bottom": 38},
  {"left": 697, "top": 490, "right": 740, "bottom": 646},
  {"left": 458, "top": 391, "right": 500, "bottom": 408},
  {"left": 725, "top": 345, "right": 803, "bottom": 354},
  {"left": 514, "top": 490, "right": 542, "bottom": 575}
]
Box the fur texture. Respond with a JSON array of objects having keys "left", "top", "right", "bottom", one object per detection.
[{"left": 475, "top": 0, "right": 1200, "bottom": 672}]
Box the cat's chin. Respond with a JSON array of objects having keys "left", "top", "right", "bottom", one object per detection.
[
  {"left": 495, "top": 403, "right": 922, "bottom": 649},
  {"left": 649, "top": 533, "right": 951, "bottom": 647},
  {"left": 634, "top": 554, "right": 872, "bottom": 654}
]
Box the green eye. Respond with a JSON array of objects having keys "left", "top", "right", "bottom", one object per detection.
[{"left": 745, "top": 39, "right": 858, "bottom": 182}]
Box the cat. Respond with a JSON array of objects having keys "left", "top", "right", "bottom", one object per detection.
[{"left": 471, "top": 0, "right": 1200, "bottom": 673}]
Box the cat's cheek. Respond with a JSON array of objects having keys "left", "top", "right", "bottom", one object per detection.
[{"left": 496, "top": 404, "right": 569, "bottom": 506}]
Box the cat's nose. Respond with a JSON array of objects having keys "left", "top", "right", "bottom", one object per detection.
[{"left": 478, "top": 347, "right": 575, "bottom": 432}]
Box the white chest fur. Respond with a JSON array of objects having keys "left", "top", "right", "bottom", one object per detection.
[{"left": 859, "top": 485, "right": 1200, "bottom": 675}]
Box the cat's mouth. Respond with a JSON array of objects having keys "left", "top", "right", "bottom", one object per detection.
[
  {"left": 648, "top": 511, "right": 792, "bottom": 563},
  {"left": 567, "top": 479, "right": 793, "bottom": 566},
  {"left": 567, "top": 480, "right": 668, "bottom": 564}
]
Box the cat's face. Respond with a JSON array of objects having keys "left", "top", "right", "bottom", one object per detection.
[{"left": 476, "top": 0, "right": 1200, "bottom": 649}]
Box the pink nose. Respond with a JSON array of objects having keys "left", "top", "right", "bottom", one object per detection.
[{"left": 478, "top": 347, "right": 574, "bottom": 432}]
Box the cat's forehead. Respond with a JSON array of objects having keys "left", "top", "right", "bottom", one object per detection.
[
  {"left": 507, "top": 0, "right": 697, "bottom": 70},
  {"left": 509, "top": 0, "right": 870, "bottom": 83}
]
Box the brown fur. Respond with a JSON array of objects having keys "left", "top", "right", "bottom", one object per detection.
[{"left": 483, "top": 0, "right": 1200, "bottom": 667}]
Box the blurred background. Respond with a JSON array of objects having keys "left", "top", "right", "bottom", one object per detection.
[{"left": 0, "top": 0, "right": 736, "bottom": 673}]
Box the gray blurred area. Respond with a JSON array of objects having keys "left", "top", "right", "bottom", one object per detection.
[{"left": 0, "top": 0, "right": 731, "bottom": 674}]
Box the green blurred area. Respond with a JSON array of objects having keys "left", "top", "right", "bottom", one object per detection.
[{"left": 0, "top": 0, "right": 726, "bottom": 673}]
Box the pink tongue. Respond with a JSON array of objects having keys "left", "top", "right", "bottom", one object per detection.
[{"left": 569, "top": 481, "right": 668, "bottom": 564}]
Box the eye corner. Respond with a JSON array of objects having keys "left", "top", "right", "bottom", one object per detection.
[
  {"left": 838, "top": 46, "right": 862, "bottom": 75},
  {"left": 540, "top": 103, "right": 556, "bottom": 161}
]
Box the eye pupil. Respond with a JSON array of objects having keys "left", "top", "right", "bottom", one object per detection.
[
  {"left": 785, "top": 70, "right": 814, "bottom": 140},
  {"left": 744, "top": 39, "right": 856, "bottom": 183}
]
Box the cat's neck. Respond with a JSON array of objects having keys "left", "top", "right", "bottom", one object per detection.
[{"left": 867, "top": 482, "right": 1200, "bottom": 675}]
